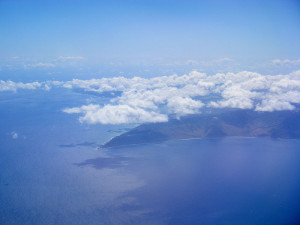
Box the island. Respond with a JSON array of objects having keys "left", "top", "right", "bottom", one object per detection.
[{"left": 101, "top": 109, "right": 300, "bottom": 148}]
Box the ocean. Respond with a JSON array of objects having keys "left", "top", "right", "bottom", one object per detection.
[{"left": 1, "top": 89, "right": 300, "bottom": 225}]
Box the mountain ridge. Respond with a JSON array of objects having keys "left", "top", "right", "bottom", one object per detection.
[{"left": 102, "top": 110, "right": 300, "bottom": 148}]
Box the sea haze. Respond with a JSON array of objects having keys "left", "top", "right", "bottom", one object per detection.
[{"left": 0, "top": 88, "right": 300, "bottom": 225}]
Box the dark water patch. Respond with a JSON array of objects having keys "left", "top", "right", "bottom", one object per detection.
[
  {"left": 74, "top": 156, "right": 132, "bottom": 170},
  {"left": 59, "top": 141, "right": 96, "bottom": 148}
]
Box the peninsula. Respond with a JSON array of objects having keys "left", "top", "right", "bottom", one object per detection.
[{"left": 102, "top": 109, "right": 300, "bottom": 148}]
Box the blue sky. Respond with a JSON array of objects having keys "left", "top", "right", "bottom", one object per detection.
[{"left": 0, "top": 0, "right": 300, "bottom": 76}]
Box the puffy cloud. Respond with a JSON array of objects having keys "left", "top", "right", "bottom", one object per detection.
[
  {"left": 62, "top": 70, "right": 300, "bottom": 124},
  {"left": 0, "top": 80, "right": 62, "bottom": 92},
  {"left": 255, "top": 99, "right": 295, "bottom": 112},
  {"left": 209, "top": 97, "right": 253, "bottom": 109},
  {"left": 270, "top": 79, "right": 300, "bottom": 93},
  {"left": 167, "top": 97, "right": 204, "bottom": 116},
  {"left": 63, "top": 104, "right": 168, "bottom": 124},
  {"left": 3, "top": 69, "right": 300, "bottom": 124},
  {"left": 0, "top": 80, "right": 42, "bottom": 92},
  {"left": 44, "top": 84, "right": 51, "bottom": 91}
]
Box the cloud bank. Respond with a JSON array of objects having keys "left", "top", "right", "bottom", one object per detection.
[
  {"left": 1, "top": 70, "right": 300, "bottom": 124},
  {"left": 0, "top": 80, "right": 42, "bottom": 92},
  {"left": 62, "top": 70, "right": 300, "bottom": 124}
]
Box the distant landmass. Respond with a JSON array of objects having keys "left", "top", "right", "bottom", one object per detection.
[{"left": 102, "top": 110, "right": 300, "bottom": 148}]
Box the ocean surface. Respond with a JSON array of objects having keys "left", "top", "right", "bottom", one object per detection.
[{"left": 1, "top": 89, "right": 300, "bottom": 225}]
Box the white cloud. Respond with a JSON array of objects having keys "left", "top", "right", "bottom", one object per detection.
[
  {"left": 209, "top": 97, "right": 254, "bottom": 109},
  {"left": 3, "top": 69, "right": 300, "bottom": 124},
  {"left": 61, "top": 70, "right": 300, "bottom": 124},
  {"left": 0, "top": 80, "right": 42, "bottom": 92},
  {"left": 167, "top": 97, "right": 204, "bottom": 117},
  {"left": 11, "top": 132, "right": 18, "bottom": 139},
  {"left": 63, "top": 104, "right": 168, "bottom": 124},
  {"left": 217, "top": 57, "right": 233, "bottom": 62},
  {"left": 25, "top": 62, "right": 56, "bottom": 68},
  {"left": 272, "top": 58, "right": 300, "bottom": 65},
  {"left": 0, "top": 80, "right": 64, "bottom": 92},
  {"left": 183, "top": 59, "right": 199, "bottom": 66},
  {"left": 57, "top": 56, "right": 85, "bottom": 60},
  {"left": 255, "top": 99, "right": 295, "bottom": 112},
  {"left": 44, "top": 84, "right": 51, "bottom": 91}
]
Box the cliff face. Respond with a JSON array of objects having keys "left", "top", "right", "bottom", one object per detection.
[{"left": 102, "top": 110, "right": 300, "bottom": 148}]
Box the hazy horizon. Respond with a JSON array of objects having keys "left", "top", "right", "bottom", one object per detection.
[{"left": 1, "top": 0, "right": 299, "bottom": 78}]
